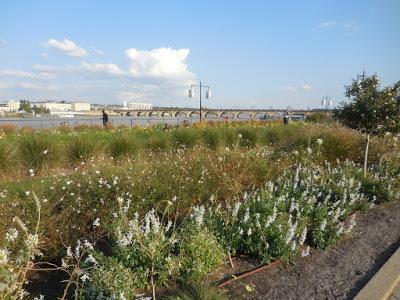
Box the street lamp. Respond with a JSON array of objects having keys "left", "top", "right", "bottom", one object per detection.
[
  {"left": 189, "top": 81, "right": 211, "bottom": 122},
  {"left": 321, "top": 95, "right": 333, "bottom": 109}
]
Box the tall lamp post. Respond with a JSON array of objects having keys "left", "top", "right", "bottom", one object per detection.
[
  {"left": 321, "top": 95, "right": 333, "bottom": 109},
  {"left": 189, "top": 81, "right": 211, "bottom": 122}
]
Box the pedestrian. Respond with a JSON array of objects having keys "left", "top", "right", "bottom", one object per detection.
[
  {"left": 283, "top": 112, "right": 290, "bottom": 126},
  {"left": 102, "top": 109, "right": 109, "bottom": 127}
]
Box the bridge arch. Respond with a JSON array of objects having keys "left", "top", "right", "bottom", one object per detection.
[
  {"left": 175, "top": 111, "right": 187, "bottom": 117},
  {"left": 136, "top": 111, "right": 145, "bottom": 117},
  {"left": 236, "top": 111, "right": 252, "bottom": 119},
  {"left": 188, "top": 111, "right": 198, "bottom": 117},
  {"left": 204, "top": 111, "right": 218, "bottom": 119},
  {"left": 220, "top": 111, "right": 235, "bottom": 119},
  {"left": 253, "top": 112, "right": 268, "bottom": 120},
  {"left": 161, "top": 111, "right": 170, "bottom": 117},
  {"left": 149, "top": 111, "right": 159, "bottom": 117}
]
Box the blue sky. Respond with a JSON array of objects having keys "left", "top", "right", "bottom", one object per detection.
[{"left": 0, "top": 0, "right": 399, "bottom": 108}]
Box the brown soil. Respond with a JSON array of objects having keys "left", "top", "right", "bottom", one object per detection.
[{"left": 221, "top": 201, "right": 400, "bottom": 300}]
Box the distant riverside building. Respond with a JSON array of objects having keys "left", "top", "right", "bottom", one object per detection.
[
  {"left": 34, "top": 101, "right": 91, "bottom": 112},
  {"left": 71, "top": 102, "right": 91, "bottom": 111},
  {"left": 126, "top": 102, "right": 153, "bottom": 110},
  {"left": 0, "top": 100, "right": 20, "bottom": 112}
]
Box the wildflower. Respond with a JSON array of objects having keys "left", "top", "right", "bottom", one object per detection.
[
  {"left": 247, "top": 228, "right": 252, "bottom": 236},
  {"left": 84, "top": 254, "right": 97, "bottom": 265},
  {"left": 316, "top": 139, "right": 323, "bottom": 145},
  {"left": 29, "top": 169, "right": 35, "bottom": 177},
  {"left": 292, "top": 150, "right": 299, "bottom": 156},
  {"left": 93, "top": 218, "right": 100, "bottom": 227},
  {"left": 238, "top": 133, "right": 243, "bottom": 139},
  {"left": 306, "top": 148, "right": 312, "bottom": 154},
  {"left": 5, "top": 228, "right": 19, "bottom": 242},
  {"left": 301, "top": 246, "right": 310, "bottom": 257},
  {"left": 320, "top": 219, "right": 327, "bottom": 231},
  {"left": 34, "top": 295, "right": 45, "bottom": 300},
  {"left": 80, "top": 273, "right": 89, "bottom": 283},
  {"left": 25, "top": 191, "right": 31, "bottom": 196},
  {"left": 43, "top": 149, "right": 48, "bottom": 155},
  {"left": 0, "top": 248, "right": 9, "bottom": 265},
  {"left": 299, "top": 227, "right": 307, "bottom": 245},
  {"left": 25, "top": 234, "right": 39, "bottom": 250}
]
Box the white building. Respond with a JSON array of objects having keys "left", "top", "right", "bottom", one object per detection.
[
  {"left": 126, "top": 102, "right": 153, "bottom": 110},
  {"left": 71, "top": 102, "right": 91, "bottom": 111},
  {"left": 35, "top": 101, "right": 72, "bottom": 112},
  {"left": 0, "top": 100, "right": 20, "bottom": 112}
]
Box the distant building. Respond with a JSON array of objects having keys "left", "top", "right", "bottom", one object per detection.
[
  {"left": 71, "top": 102, "right": 91, "bottom": 111},
  {"left": 126, "top": 102, "right": 153, "bottom": 110},
  {"left": 0, "top": 100, "right": 20, "bottom": 112}
]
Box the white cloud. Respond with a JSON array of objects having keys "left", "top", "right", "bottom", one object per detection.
[
  {"left": 343, "top": 22, "right": 358, "bottom": 31},
  {"left": 302, "top": 84, "right": 312, "bottom": 90},
  {"left": 125, "top": 47, "right": 195, "bottom": 80},
  {"left": 0, "top": 69, "right": 37, "bottom": 78},
  {"left": 81, "top": 62, "right": 125, "bottom": 76},
  {"left": 318, "top": 21, "right": 336, "bottom": 28},
  {"left": 44, "top": 38, "right": 88, "bottom": 57},
  {"left": 41, "top": 52, "right": 48, "bottom": 58},
  {"left": 280, "top": 86, "right": 297, "bottom": 91},
  {"left": 0, "top": 82, "right": 59, "bottom": 91}
]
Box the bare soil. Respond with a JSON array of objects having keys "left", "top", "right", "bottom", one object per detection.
[{"left": 221, "top": 201, "right": 400, "bottom": 300}]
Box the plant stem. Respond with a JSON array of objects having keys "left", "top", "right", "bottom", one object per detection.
[{"left": 363, "top": 134, "right": 370, "bottom": 177}]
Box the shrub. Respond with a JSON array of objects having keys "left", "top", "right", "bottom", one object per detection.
[
  {"left": 178, "top": 228, "right": 225, "bottom": 282},
  {"left": 306, "top": 112, "right": 333, "bottom": 124},
  {"left": 145, "top": 131, "right": 169, "bottom": 152},
  {"left": 108, "top": 132, "right": 137, "bottom": 159},
  {"left": 86, "top": 255, "right": 138, "bottom": 299},
  {"left": 0, "top": 140, "right": 15, "bottom": 172},
  {"left": 66, "top": 134, "right": 99, "bottom": 163},
  {"left": 202, "top": 128, "right": 220, "bottom": 150},
  {"left": 168, "top": 284, "right": 227, "bottom": 300},
  {"left": 18, "top": 133, "right": 60, "bottom": 171},
  {"left": 237, "top": 127, "right": 258, "bottom": 148},
  {"left": 172, "top": 128, "right": 200, "bottom": 148}
]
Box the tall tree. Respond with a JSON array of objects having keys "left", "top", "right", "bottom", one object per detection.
[{"left": 334, "top": 74, "right": 400, "bottom": 176}]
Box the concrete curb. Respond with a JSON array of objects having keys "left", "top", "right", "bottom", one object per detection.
[{"left": 355, "top": 247, "right": 400, "bottom": 300}]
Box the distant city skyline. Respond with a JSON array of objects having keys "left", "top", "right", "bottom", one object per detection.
[{"left": 0, "top": 0, "right": 399, "bottom": 109}]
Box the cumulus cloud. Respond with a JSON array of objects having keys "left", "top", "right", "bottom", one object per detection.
[
  {"left": 81, "top": 62, "right": 125, "bottom": 76},
  {"left": 302, "top": 84, "right": 312, "bottom": 90},
  {"left": 44, "top": 38, "right": 88, "bottom": 57},
  {"left": 125, "top": 47, "right": 195, "bottom": 80}
]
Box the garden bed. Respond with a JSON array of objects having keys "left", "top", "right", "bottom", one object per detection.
[{"left": 223, "top": 200, "right": 400, "bottom": 299}]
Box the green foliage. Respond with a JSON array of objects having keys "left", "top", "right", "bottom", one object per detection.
[
  {"left": 172, "top": 128, "right": 200, "bottom": 148},
  {"left": 0, "top": 140, "right": 15, "bottom": 171},
  {"left": 144, "top": 131, "right": 169, "bottom": 152},
  {"left": 18, "top": 133, "right": 60, "bottom": 171},
  {"left": 237, "top": 127, "right": 258, "bottom": 148},
  {"left": 306, "top": 112, "right": 333, "bottom": 124},
  {"left": 66, "top": 134, "right": 99, "bottom": 163},
  {"left": 201, "top": 128, "right": 220, "bottom": 150},
  {"left": 108, "top": 132, "right": 137, "bottom": 159},
  {"left": 86, "top": 255, "right": 138, "bottom": 299},
  {"left": 18, "top": 100, "right": 32, "bottom": 113},
  {"left": 334, "top": 74, "right": 400, "bottom": 135},
  {"left": 168, "top": 284, "right": 227, "bottom": 300},
  {"left": 178, "top": 228, "right": 225, "bottom": 282}
]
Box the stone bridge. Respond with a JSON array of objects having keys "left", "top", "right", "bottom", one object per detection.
[{"left": 113, "top": 108, "right": 331, "bottom": 119}]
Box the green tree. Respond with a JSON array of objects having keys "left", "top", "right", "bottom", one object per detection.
[
  {"left": 18, "top": 100, "right": 32, "bottom": 113},
  {"left": 334, "top": 73, "right": 400, "bottom": 176}
]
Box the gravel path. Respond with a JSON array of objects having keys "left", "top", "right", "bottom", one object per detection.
[{"left": 225, "top": 201, "right": 400, "bottom": 300}]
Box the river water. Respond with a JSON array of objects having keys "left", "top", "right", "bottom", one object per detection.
[{"left": 0, "top": 115, "right": 254, "bottom": 129}]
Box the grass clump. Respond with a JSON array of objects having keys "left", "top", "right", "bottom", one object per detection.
[
  {"left": 66, "top": 134, "right": 99, "bottom": 163},
  {"left": 107, "top": 132, "right": 137, "bottom": 159},
  {"left": 201, "top": 128, "right": 220, "bottom": 150},
  {"left": 18, "top": 133, "right": 60, "bottom": 171},
  {"left": 172, "top": 127, "right": 200, "bottom": 148}
]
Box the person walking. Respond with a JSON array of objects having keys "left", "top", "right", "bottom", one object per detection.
[
  {"left": 102, "top": 109, "right": 109, "bottom": 127},
  {"left": 283, "top": 112, "right": 290, "bottom": 126}
]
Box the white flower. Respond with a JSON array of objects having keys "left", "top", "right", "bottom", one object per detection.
[
  {"left": 238, "top": 133, "right": 243, "bottom": 139},
  {"left": 93, "top": 218, "right": 100, "bottom": 227},
  {"left": 80, "top": 273, "right": 89, "bottom": 283},
  {"left": 320, "top": 219, "right": 327, "bottom": 231},
  {"left": 25, "top": 191, "right": 31, "bottom": 196},
  {"left": 43, "top": 149, "right": 48, "bottom": 155},
  {"left": 5, "top": 228, "right": 19, "bottom": 242},
  {"left": 34, "top": 295, "right": 45, "bottom": 300},
  {"left": 0, "top": 248, "right": 9, "bottom": 265},
  {"left": 299, "top": 227, "right": 307, "bottom": 245},
  {"left": 301, "top": 246, "right": 310, "bottom": 257},
  {"left": 247, "top": 228, "right": 252, "bottom": 236},
  {"left": 306, "top": 148, "right": 312, "bottom": 154},
  {"left": 316, "top": 139, "right": 323, "bottom": 145}
]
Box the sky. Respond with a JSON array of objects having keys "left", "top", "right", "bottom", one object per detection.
[{"left": 0, "top": 1, "right": 399, "bottom": 109}]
